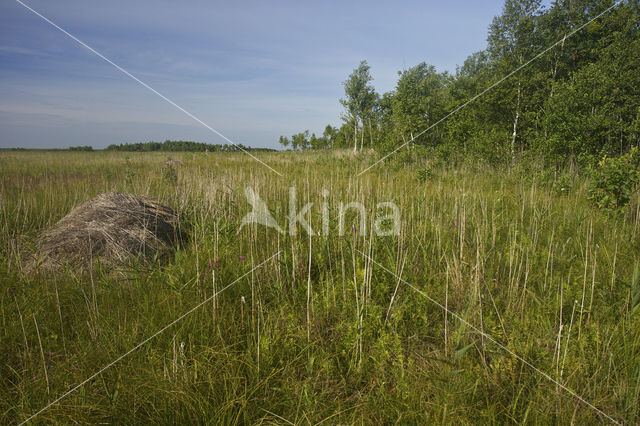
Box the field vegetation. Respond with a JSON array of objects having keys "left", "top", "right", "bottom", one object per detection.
[
  {"left": 1, "top": 150, "right": 639, "bottom": 424},
  {"left": 2, "top": 1, "right": 640, "bottom": 424}
]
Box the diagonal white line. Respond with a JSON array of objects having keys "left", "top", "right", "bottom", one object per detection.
[
  {"left": 19, "top": 251, "right": 281, "bottom": 425},
  {"left": 355, "top": 248, "right": 621, "bottom": 425},
  {"left": 357, "top": 0, "right": 621, "bottom": 176},
  {"left": 14, "top": 0, "right": 283, "bottom": 177}
]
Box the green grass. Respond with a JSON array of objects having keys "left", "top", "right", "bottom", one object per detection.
[{"left": 1, "top": 150, "right": 639, "bottom": 424}]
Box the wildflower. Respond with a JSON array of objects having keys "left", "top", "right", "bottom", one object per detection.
[
  {"left": 215, "top": 260, "right": 220, "bottom": 268},
  {"left": 239, "top": 255, "right": 245, "bottom": 261}
]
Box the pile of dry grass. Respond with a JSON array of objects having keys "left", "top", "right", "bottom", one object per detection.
[
  {"left": 33, "top": 192, "right": 181, "bottom": 271},
  {"left": 164, "top": 157, "right": 184, "bottom": 167}
]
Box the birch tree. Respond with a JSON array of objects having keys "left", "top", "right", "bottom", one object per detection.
[
  {"left": 340, "top": 60, "right": 377, "bottom": 153},
  {"left": 488, "top": 0, "right": 543, "bottom": 160}
]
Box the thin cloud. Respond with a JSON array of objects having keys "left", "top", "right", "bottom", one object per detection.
[{"left": 0, "top": 0, "right": 507, "bottom": 149}]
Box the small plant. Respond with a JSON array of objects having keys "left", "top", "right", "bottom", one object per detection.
[
  {"left": 416, "top": 167, "right": 433, "bottom": 183},
  {"left": 163, "top": 165, "right": 178, "bottom": 185},
  {"left": 552, "top": 173, "right": 573, "bottom": 196},
  {"left": 631, "top": 263, "right": 640, "bottom": 316},
  {"left": 124, "top": 157, "right": 135, "bottom": 187},
  {"left": 587, "top": 148, "right": 640, "bottom": 210}
]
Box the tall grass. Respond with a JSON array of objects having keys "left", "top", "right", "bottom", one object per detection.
[{"left": 0, "top": 150, "right": 638, "bottom": 424}]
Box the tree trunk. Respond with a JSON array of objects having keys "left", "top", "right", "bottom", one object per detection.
[
  {"left": 511, "top": 81, "right": 521, "bottom": 161},
  {"left": 353, "top": 117, "right": 358, "bottom": 153},
  {"left": 550, "top": 35, "right": 566, "bottom": 99}
]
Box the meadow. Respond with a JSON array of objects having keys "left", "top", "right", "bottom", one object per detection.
[{"left": 1, "top": 149, "right": 639, "bottom": 424}]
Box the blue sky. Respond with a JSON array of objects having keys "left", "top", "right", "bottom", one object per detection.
[{"left": 1, "top": 0, "right": 519, "bottom": 149}]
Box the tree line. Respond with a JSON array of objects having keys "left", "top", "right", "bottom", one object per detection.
[
  {"left": 105, "top": 140, "right": 275, "bottom": 152},
  {"left": 280, "top": 0, "right": 640, "bottom": 166}
]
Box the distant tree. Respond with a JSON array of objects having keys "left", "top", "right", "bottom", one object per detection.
[
  {"left": 488, "top": 0, "right": 543, "bottom": 159},
  {"left": 280, "top": 128, "right": 337, "bottom": 150},
  {"left": 392, "top": 63, "right": 450, "bottom": 148},
  {"left": 279, "top": 135, "right": 290, "bottom": 148},
  {"left": 278, "top": 0, "right": 640, "bottom": 166},
  {"left": 104, "top": 140, "right": 274, "bottom": 152},
  {"left": 291, "top": 131, "right": 310, "bottom": 150},
  {"left": 322, "top": 125, "right": 338, "bottom": 148},
  {"left": 309, "top": 133, "right": 320, "bottom": 150},
  {"left": 340, "top": 60, "right": 378, "bottom": 152}
]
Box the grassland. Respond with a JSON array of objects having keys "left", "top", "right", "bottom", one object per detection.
[{"left": 1, "top": 150, "right": 639, "bottom": 424}]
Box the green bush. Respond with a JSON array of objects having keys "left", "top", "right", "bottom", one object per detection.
[
  {"left": 416, "top": 167, "right": 433, "bottom": 183},
  {"left": 588, "top": 148, "right": 640, "bottom": 210},
  {"left": 552, "top": 173, "right": 573, "bottom": 196}
]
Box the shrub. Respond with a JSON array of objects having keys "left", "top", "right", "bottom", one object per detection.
[
  {"left": 416, "top": 167, "right": 433, "bottom": 183},
  {"left": 553, "top": 173, "right": 573, "bottom": 196},
  {"left": 587, "top": 148, "right": 640, "bottom": 210}
]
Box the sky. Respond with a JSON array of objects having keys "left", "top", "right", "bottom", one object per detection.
[{"left": 1, "top": 0, "right": 517, "bottom": 150}]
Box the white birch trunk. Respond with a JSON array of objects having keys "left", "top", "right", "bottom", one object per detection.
[
  {"left": 353, "top": 117, "right": 358, "bottom": 153},
  {"left": 511, "top": 81, "right": 521, "bottom": 160}
]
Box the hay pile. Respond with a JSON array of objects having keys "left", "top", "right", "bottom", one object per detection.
[
  {"left": 34, "top": 192, "right": 181, "bottom": 271},
  {"left": 164, "top": 157, "right": 183, "bottom": 167}
]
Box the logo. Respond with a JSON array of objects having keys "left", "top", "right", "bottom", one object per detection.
[{"left": 239, "top": 187, "right": 400, "bottom": 236}]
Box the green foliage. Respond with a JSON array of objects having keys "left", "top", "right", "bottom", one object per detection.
[
  {"left": 416, "top": 167, "right": 434, "bottom": 183},
  {"left": 278, "top": 127, "right": 337, "bottom": 150},
  {"left": 392, "top": 63, "right": 450, "bottom": 147},
  {"left": 631, "top": 263, "right": 640, "bottom": 314},
  {"left": 340, "top": 60, "right": 378, "bottom": 152},
  {"left": 9, "top": 0, "right": 640, "bottom": 422},
  {"left": 553, "top": 173, "right": 574, "bottom": 196},
  {"left": 124, "top": 157, "right": 135, "bottom": 187},
  {"left": 588, "top": 148, "right": 640, "bottom": 209},
  {"left": 285, "top": 1, "right": 640, "bottom": 169},
  {"left": 1, "top": 150, "right": 639, "bottom": 423}
]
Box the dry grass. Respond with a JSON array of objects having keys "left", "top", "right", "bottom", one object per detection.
[{"left": 32, "top": 192, "right": 181, "bottom": 271}]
